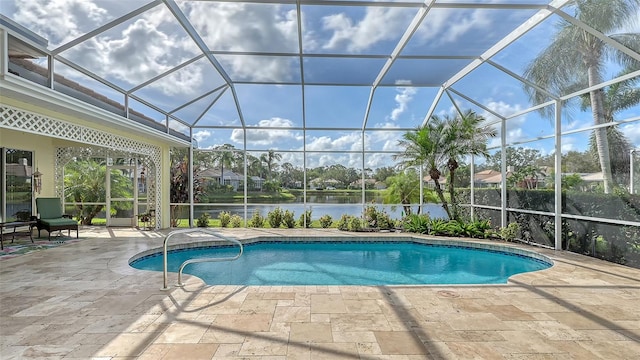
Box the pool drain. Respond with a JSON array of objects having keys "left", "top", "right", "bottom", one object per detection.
[{"left": 436, "top": 290, "right": 460, "bottom": 298}]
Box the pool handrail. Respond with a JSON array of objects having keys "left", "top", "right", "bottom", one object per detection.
[{"left": 162, "top": 228, "right": 243, "bottom": 290}]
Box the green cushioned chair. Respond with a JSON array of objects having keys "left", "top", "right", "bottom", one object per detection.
[{"left": 35, "top": 197, "right": 79, "bottom": 240}]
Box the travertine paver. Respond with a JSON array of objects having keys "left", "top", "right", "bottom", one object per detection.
[{"left": 1, "top": 227, "right": 640, "bottom": 359}]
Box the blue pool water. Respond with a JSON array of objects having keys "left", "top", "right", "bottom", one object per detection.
[
  {"left": 130, "top": 241, "right": 551, "bottom": 286},
  {"left": 131, "top": 242, "right": 551, "bottom": 285}
]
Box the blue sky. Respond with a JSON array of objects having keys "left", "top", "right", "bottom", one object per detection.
[{"left": 3, "top": 0, "right": 639, "bottom": 169}]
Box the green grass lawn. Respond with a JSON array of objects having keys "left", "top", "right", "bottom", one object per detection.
[{"left": 85, "top": 217, "right": 336, "bottom": 229}]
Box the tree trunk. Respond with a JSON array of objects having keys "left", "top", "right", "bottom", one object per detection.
[
  {"left": 220, "top": 163, "right": 224, "bottom": 187},
  {"left": 430, "top": 168, "right": 451, "bottom": 219},
  {"left": 447, "top": 158, "right": 458, "bottom": 221},
  {"left": 587, "top": 66, "right": 614, "bottom": 193}
]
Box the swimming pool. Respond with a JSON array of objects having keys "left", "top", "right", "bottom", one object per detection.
[{"left": 130, "top": 239, "right": 552, "bottom": 285}]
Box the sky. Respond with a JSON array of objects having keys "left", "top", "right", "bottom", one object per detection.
[{"left": 2, "top": 0, "right": 639, "bottom": 169}]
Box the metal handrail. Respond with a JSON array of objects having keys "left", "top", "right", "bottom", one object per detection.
[{"left": 162, "top": 228, "right": 243, "bottom": 290}]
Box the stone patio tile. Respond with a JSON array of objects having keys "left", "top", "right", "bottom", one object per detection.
[
  {"left": 93, "top": 333, "right": 156, "bottom": 357},
  {"left": 199, "top": 326, "right": 246, "bottom": 344},
  {"left": 213, "top": 313, "right": 273, "bottom": 332},
  {"left": 210, "top": 343, "right": 242, "bottom": 358},
  {"left": 310, "top": 294, "right": 346, "bottom": 314},
  {"left": 159, "top": 344, "right": 219, "bottom": 360},
  {"left": 344, "top": 299, "right": 383, "bottom": 314},
  {"left": 577, "top": 340, "right": 640, "bottom": 359},
  {"left": 308, "top": 342, "right": 359, "bottom": 359},
  {"left": 332, "top": 330, "right": 377, "bottom": 343},
  {"left": 237, "top": 332, "right": 289, "bottom": 356},
  {"left": 263, "top": 292, "right": 296, "bottom": 300},
  {"left": 445, "top": 313, "right": 515, "bottom": 331},
  {"left": 374, "top": 331, "right": 428, "bottom": 355},
  {"left": 330, "top": 313, "right": 392, "bottom": 332},
  {"left": 485, "top": 304, "right": 537, "bottom": 321},
  {"left": 289, "top": 323, "right": 332, "bottom": 343},
  {"left": 154, "top": 322, "right": 208, "bottom": 343},
  {"left": 445, "top": 341, "right": 504, "bottom": 359},
  {"left": 547, "top": 312, "right": 614, "bottom": 330},
  {"left": 239, "top": 299, "right": 278, "bottom": 314},
  {"left": 273, "top": 306, "right": 310, "bottom": 323}
]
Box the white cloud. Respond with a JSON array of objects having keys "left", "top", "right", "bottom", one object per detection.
[
  {"left": 321, "top": 7, "right": 413, "bottom": 52},
  {"left": 306, "top": 132, "right": 362, "bottom": 152},
  {"left": 414, "top": 8, "right": 491, "bottom": 46},
  {"left": 12, "top": 0, "right": 108, "bottom": 47},
  {"left": 483, "top": 100, "right": 524, "bottom": 120},
  {"left": 389, "top": 86, "right": 417, "bottom": 121},
  {"left": 230, "top": 117, "right": 300, "bottom": 146},
  {"left": 193, "top": 130, "right": 211, "bottom": 143},
  {"left": 168, "top": 119, "right": 189, "bottom": 135},
  {"left": 185, "top": 2, "right": 299, "bottom": 82},
  {"left": 621, "top": 123, "right": 640, "bottom": 147}
]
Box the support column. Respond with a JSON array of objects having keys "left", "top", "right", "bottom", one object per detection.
[{"left": 554, "top": 100, "right": 562, "bottom": 250}]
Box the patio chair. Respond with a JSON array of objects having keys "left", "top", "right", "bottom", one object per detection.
[{"left": 35, "top": 197, "right": 79, "bottom": 240}]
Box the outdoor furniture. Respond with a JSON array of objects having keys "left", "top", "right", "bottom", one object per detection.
[
  {"left": 0, "top": 220, "right": 36, "bottom": 250},
  {"left": 137, "top": 209, "right": 156, "bottom": 230},
  {"left": 35, "top": 198, "right": 79, "bottom": 240}
]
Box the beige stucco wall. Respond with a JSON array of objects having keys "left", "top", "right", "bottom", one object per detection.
[{"left": 1, "top": 98, "right": 175, "bottom": 228}]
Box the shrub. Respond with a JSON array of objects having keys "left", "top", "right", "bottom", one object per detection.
[
  {"left": 403, "top": 214, "right": 430, "bottom": 234},
  {"left": 319, "top": 214, "right": 333, "bottom": 228},
  {"left": 363, "top": 206, "right": 396, "bottom": 229},
  {"left": 298, "top": 210, "right": 312, "bottom": 228},
  {"left": 337, "top": 214, "right": 353, "bottom": 231},
  {"left": 500, "top": 222, "right": 520, "bottom": 242},
  {"left": 268, "top": 207, "right": 284, "bottom": 228},
  {"left": 377, "top": 211, "right": 395, "bottom": 230},
  {"left": 249, "top": 211, "right": 265, "bottom": 228},
  {"left": 348, "top": 217, "right": 363, "bottom": 232},
  {"left": 196, "top": 212, "right": 210, "bottom": 227},
  {"left": 283, "top": 210, "right": 296, "bottom": 228},
  {"left": 230, "top": 214, "right": 243, "bottom": 228},
  {"left": 219, "top": 211, "right": 231, "bottom": 228}
]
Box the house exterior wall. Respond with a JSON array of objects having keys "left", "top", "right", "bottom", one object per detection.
[{"left": 0, "top": 97, "right": 174, "bottom": 228}]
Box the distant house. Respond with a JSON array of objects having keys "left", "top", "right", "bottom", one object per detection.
[
  {"left": 349, "top": 178, "right": 377, "bottom": 189},
  {"left": 474, "top": 167, "right": 553, "bottom": 189},
  {"left": 374, "top": 181, "right": 387, "bottom": 190},
  {"left": 422, "top": 175, "right": 447, "bottom": 189},
  {"left": 473, "top": 169, "right": 503, "bottom": 188},
  {"left": 198, "top": 169, "right": 263, "bottom": 191},
  {"left": 562, "top": 172, "right": 604, "bottom": 191}
]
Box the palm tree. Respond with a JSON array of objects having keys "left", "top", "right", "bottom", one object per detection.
[
  {"left": 260, "top": 149, "right": 282, "bottom": 181},
  {"left": 394, "top": 117, "right": 451, "bottom": 218},
  {"left": 212, "top": 144, "right": 236, "bottom": 187},
  {"left": 582, "top": 72, "right": 639, "bottom": 187},
  {"left": 384, "top": 169, "right": 420, "bottom": 216},
  {"left": 523, "top": 0, "right": 640, "bottom": 193},
  {"left": 64, "top": 159, "right": 131, "bottom": 225},
  {"left": 394, "top": 111, "right": 496, "bottom": 220},
  {"left": 443, "top": 110, "right": 496, "bottom": 220}
]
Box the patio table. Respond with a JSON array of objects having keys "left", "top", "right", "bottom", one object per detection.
[{"left": 0, "top": 220, "right": 36, "bottom": 250}]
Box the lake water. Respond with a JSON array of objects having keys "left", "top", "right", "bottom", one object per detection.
[{"left": 191, "top": 203, "right": 448, "bottom": 221}]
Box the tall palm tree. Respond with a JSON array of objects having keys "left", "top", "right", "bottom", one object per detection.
[
  {"left": 394, "top": 111, "right": 496, "bottom": 220},
  {"left": 260, "top": 149, "right": 282, "bottom": 181},
  {"left": 523, "top": 0, "right": 640, "bottom": 193},
  {"left": 443, "top": 110, "right": 496, "bottom": 220},
  {"left": 582, "top": 72, "right": 639, "bottom": 187},
  {"left": 212, "top": 144, "right": 236, "bottom": 186},
  {"left": 394, "top": 117, "right": 451, "bottom": 218}
]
